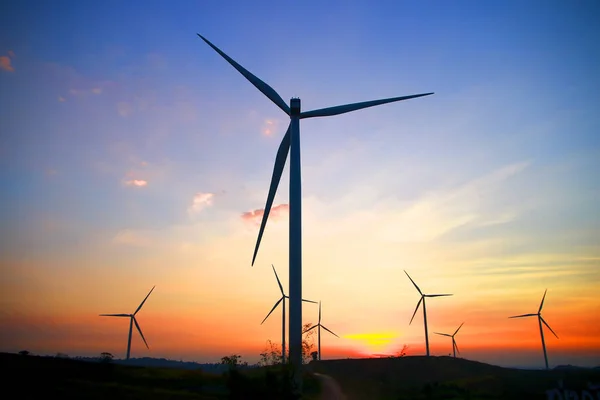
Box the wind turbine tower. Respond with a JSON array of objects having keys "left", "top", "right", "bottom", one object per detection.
[
  {"left": 197, "top": 33, "right": 433, "bottom": 390},
  {"left": 304, "top": 301, "right": 339, "bottom": 360},
  {"left": 434, "top": 322, "right": 464, "bottom": 358},
  {"left": 509, "top": 289, "right": 559, "bottom": 370},
  {"left": 99, "top": 285, "right": 155, "bottom": 360},
  {"left": 405, "top": 270, "right": 452, "bottom": 356},
  {"left": 261, "top": 264, "right": 317, "bottom": 364}
]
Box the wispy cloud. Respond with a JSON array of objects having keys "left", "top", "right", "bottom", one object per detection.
[
  {"left": 123, "top": 179, "right": 148, "bottom": 187},
  {"left": 0, "top": 50, "right": 15, "bottom": 72},
  {"left": 241, "top": 204, "right": 289, "bottom": 225},
  {"left": 57, "top": 96, "right": 66, "bottom": 102},
  {"left": 112, "top": 229, "right": 152, "bottom": 247},
  {"left": 188, "top": 192, "right": 215, "bottom": 216},
  {"left": 117, "top": 101, "right": 133, "bottom": 117},
  {"left": 261, "top": 119, "right": 281, "bottom": 136}
]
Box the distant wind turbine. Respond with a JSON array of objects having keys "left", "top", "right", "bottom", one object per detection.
[
  {"left": 261, "top": 264, "right": 317, "bottom": 364},
  {"left": 99, "top": 285, "right": 155, "bottom": 360},
  {"left": 405, "top": 270, "right": 453, "bottom": 357},
  {"left": 304, "top": 301, "right": 339, "bottom": 360},
  {"left": 434, "top": 322, "right": 464, "bottom": 358},
  {"left": 197, "top": 33, "right": 433, "bottom": 387},
  {"left": 509, "top": 289, "right": 559, "bottom": 370}
]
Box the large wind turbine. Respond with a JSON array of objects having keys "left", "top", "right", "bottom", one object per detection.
[
  {"left": 99, "top": 285, "right": 155, "bottom": 360},
  {"left": 197, "top": 33, "right": 433, "bottom": 386},
  {"left": 434, "top": 322, "right": 464, "bottom": 358},
  {"left": 405, "top": 270, "right": 452, "bottom": 356},
  {"left": 509, "top": 289, "right": 559, "bottom": 370},
  {"left": 261, "top": 264, "right": 317, "bottom": 364},
  {"left": 304, "top": 301, "right": 339, "bottom": 361}
]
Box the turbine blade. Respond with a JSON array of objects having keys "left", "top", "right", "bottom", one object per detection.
[
  {"left": 454, "top": 322, "right": 464, "bottom": 336},
  {"left": 260, "top": 297, "right": 283, "bottom": 325},
  {"left": 509, "top": 313, "right": 537, "bottom": 318},
  {"left": 318, "top": 301, "right": 322, "bottom": 324},
  {"left": 409, "top": 297, "right": 423, "bottom": 325},
  {"left": 303, "top": 324, "right": 317, "bottom": 334},
  {"left": 434, "top": 332, "right": 451, "bottom": 337},
  {"left": 197, "top": 34, "right": 290, "bottom": 115},
  {"left": 133, "top": 317, "right": 149, "bottom": 349},
  {"left": 302, "top": 298, "right": 318, "bottom": 304},
  {"left": 538, "top": 289, "right": 548, "bottom": 313},
  {"left": 404, "top": 270, "right": 423, "bottom": 295},
  {"left": 251, "top": 124, "right": 291, "bottom": 266},
  {"left": 540, "top": 316, "right": 559, "bottom": 339},
  {"left": 300, "top": 93, "right": 434, "bottom": 119},
  {"left": 272, "top": 264, "right": 285, "bottom": 296},
  {"left": 454, "top": 340, "right": 460, "bottom": 354},
  {"left": 134, "top": 285, "right": 155, "bottom": 315},
  {"left": 426, "top": 294, "right": 453, "bottom": 297},
  {"left": 321, "top": 325, "right": 339, "bottom": 338},
  {"left": 99, "top": 314, "right": 131, "bottom": 317}
]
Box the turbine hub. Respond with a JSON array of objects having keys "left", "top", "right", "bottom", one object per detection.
[{"left": 290, "top": 97, "right": 301, "bottom": 115}]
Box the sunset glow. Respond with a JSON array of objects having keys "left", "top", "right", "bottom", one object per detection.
[{"left": 1, "top": 1, "right": 599, "bottom": 369}]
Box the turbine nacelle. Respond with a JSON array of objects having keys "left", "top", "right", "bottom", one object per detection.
[
  {"left": 509, "top": 289, "right": 559, "bottom": 369},
  {"left": 99, "top": 286, "right": 155, "bottom": 356}
]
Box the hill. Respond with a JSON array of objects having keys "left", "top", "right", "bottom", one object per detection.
[
  {"left": 1, "top": 352, "right": 321, "bottom": 399},
  {"left": 4, "top": 351, "right": 599, "bottom": 399},
  {"left": 307, "top": 355, "right": 600, "bottom": 399}
]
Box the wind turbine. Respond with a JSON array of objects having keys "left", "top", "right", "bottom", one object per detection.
[
  {"left": 261, "top": 264, "right": 317, "bottom": 364},
  {"left": 509, "top": 289, "right": 559, "bottom": 370},
  {"left": 303, "top": 301, "right": 339, "bottom": 361},
  {"left": 405, "top": 270, "right": 452, "bottom": 356},
  {"left": 434, "top": 322, "right": 464, "bottom": 358},
  {"left": 197, "top": 33, "right": 433, "bottom": 387},
  {"left": 99, "top": 285, "right": 155, "bottom": 360}
]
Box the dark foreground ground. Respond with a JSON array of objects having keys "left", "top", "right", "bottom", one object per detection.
[
  {"left": 3, "top": 352, "right": 599, "bottom": 399},
  {"left": 308, "top": 356, "right": 600, "bottom": 399}
]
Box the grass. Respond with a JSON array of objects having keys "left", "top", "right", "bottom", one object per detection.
[
  {"left": 308, "top": 356, "right": 600, "bottom": 400},
  {"left": 4, "top": 352, "right": 599, "bottom": 399}
]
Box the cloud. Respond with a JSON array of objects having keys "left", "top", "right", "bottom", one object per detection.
[
  {"left": 123, "top": 179, "right": 148, "bottom": 187},
  {"left": 112, "top": 229, "right": 152, "bottom": 247},
  {"left": 91, "top": 87, "right": 103, "bottom": 94},
  {"left": 262, "top": 119, "right": 279, "bottom": 136},
  {"left": 0, "top": 51, "right": 14, "bottom": 72},
  {"left": 188, "top": 192, "right": 215, "bottom": 216},
  {"left": 117, "top": 101, "right": 133, "bottom": 117},
  {"left": 57, "top": 96, "right": 66, "bottom": 102},
  {"left": 241, "top": 204, "right": 289, "bottom": 225}
]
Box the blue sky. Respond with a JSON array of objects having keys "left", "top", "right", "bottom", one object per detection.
[{"left": 0, "top": 0, "right": 599, "bottom": 366}]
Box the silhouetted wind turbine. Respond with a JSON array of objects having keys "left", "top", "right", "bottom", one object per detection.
[
  {"left": 405, "top": 270, "right": 452, "bottom": 357},
  {"left": 261, "top": 264, "right": 317, "bottom": 364},
  {"left": 197, "top": 34, "right": 433, "bottom": 386},
  {"left": 434, "top": 322, "right": 464, "bottom": 358},
  {"left": 99, "top": 285, "right": 155, "bottom": 360},
  {"left": 509, "top": 289, "right": 559, "bottom": 370},
  {"left": 304, "top": 301, "right": 339, "bottom": 360}
]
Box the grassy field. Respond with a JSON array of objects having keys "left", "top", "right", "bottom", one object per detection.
[
  {"left": 308, "top": 356, "right": 600, "bottom": 399},
  {"left": 1, "top": 352, "right": 320, "bottom": 399},
  {"left": 3, "top": 352, "right": 599, "bottom": 399}
]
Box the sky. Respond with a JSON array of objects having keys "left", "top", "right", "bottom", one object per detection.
[{"left": 1, "top": 0, "right": 599, "bottom": 368}]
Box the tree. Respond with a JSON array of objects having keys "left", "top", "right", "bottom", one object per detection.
[
  {"left": 220, "top": 354, "right": 247, "bottom": 370},
  {"left": 301, "top": 322, "right": 316, "bottom": 364},
  {"left": 259, "top": 323, "right": 317, "bottom": 367},
  {"left": 259, "top": 339, "right": 283, "bottom": 366},
  {"left": 100, "top": 352, "right": 114, "bottom": 363},
  {"left": 18, "top": 350, "right": 29, "bottom": 356},
  {"left": 389, "top": 344, "right": 409, "bottom": 358}
]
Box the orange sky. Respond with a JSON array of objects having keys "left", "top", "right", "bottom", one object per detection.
[{"left": 1, "top": 0, "right": 599, "bottom": 371}]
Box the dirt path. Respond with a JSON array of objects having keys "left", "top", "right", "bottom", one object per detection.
[{"left": 313, "top": 373, "right": 347, "bottom": 400}]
